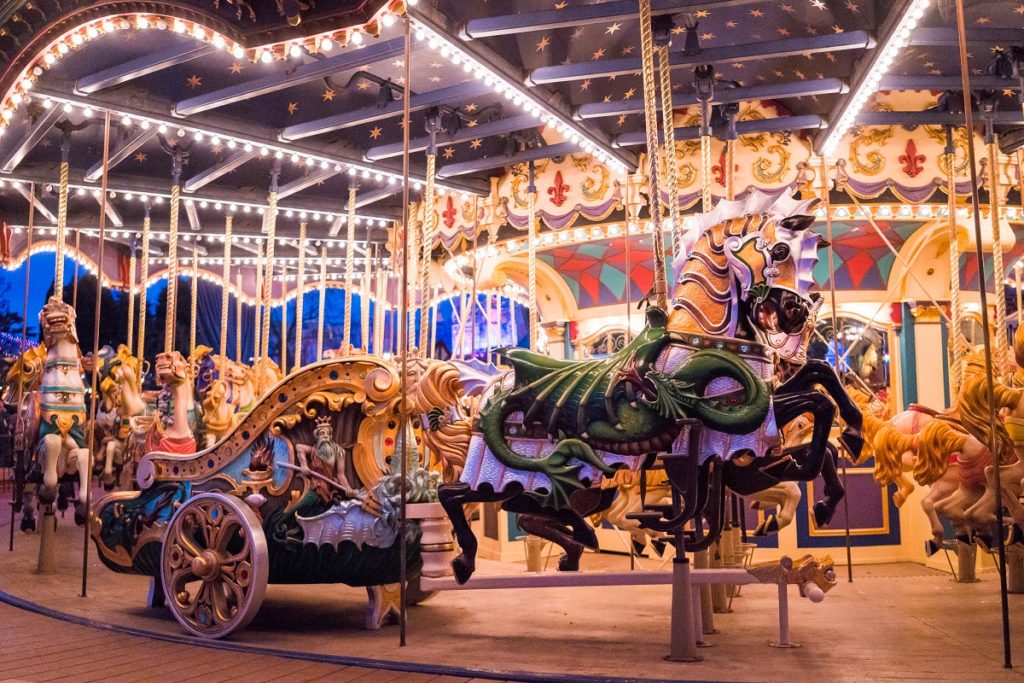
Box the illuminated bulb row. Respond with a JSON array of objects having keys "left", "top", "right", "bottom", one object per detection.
[
  {"left": 820, "top": 0, "right": 931, "bottom": 157},
  {"left": 8, "top": 225, "right": 377, "bottom": 251},
  {"left": 39, "top": 95, "right": 467, "bottom": 195},
  {"left": 411, "top": 19, "right": 627, "bottom": 174},
  {"left": 250, "top": 1, "right": 407, "bottom": 63},
  {"left": 1, "top": 175, "right": 395, "bottom": 228}
]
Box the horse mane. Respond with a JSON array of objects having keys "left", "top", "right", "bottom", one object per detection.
[
  {"left": 913, "top": 419, "right": 966, "bottom": 486},
  {"left": 958, "top": 370, "right": 1020, "bottom": 462},
  {"left": 673, "top": 189, "right": 823, "bottom": 300}
]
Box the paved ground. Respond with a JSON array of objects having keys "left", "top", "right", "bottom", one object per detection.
[
  {"left": 0, "top": 485, "right": 1022, "bottom": 682},
  {"left": 0, "top": 601, "right": 503, "bottom": 682}
]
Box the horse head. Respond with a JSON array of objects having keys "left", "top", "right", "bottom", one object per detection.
[
  {"left": 672, "top": 190, "right": 823, "bottom": 362},
  {"left": 155, "top": 350, "right": 191, "bottom": 388},
  {"left": 39, "top": 296, "right": 79, "bottom": 348},
  {"left": 2, "top": 343, "right": 46, "bottom": 405},
  {"left": 188, "top": 345, "right": 217, "bottom": 396}
]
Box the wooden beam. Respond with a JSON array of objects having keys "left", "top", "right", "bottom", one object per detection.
[
  {"left": 183, "top": 149, "right": 258, "bottom": 193},
  {"left": 281, "top": 81, "right": 489, "bottom": 141},
  {"left": 277, "top": 168, "right": 338, "bottom": 199},
  {"left": 0, "top": 107, "right": 63, "bottom": 173},
  {"left": 175, "top": 38, "right": 405, "bottom": 116},
  {"left": 462, "top": 0, "right": 763, "bottom": 39},
  {"left": 75, "top": 44, "right": 216, "bottom": 94},
  {"left": 85, "top": 127, "right": 157, "bottom": 182},
  {"left": 365, "top": 114, "right": 538, "bottom": 160},
  {"left": 530, "top": 32, "right": 872, "bottom": 85}
]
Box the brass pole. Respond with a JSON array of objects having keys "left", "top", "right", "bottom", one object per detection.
[
  {"left": 82, "top": 111, "right": 112, "bottom": 597},
  {"left": 220, "top": 216, "right": 233, "bottom": 357},
  {"left": 295, "top": 222, "right": 306, "bottom": 367},
  {"left": 954, "top": 0, "right": 1012, "bottom": 667}
]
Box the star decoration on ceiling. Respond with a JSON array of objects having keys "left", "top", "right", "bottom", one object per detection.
[
  {"left": 322, "top": 89, "right": 336, "bottom": 102},
  {"left": 1016, "top": 4, "right": 1024, "bottom": 14},
  {"left": 845, "top": 0, "right": 860, "bottom": 13},
  {"left": 429, "top": 76, "right": 442, "bottom": 83},
  {"left": 369, "top": 126, "right": 383, "bottom": 139},
  {"left": 536, "top": 35, "right": 551, "bottom": 51},
  {"left": 750, "top": 8, "right": 763, "bottom": 16},
  {"left": 623, "top": 87, "right": 636, "bottom": 100},
  {"left": 212, "top": 145, "right": 223, "bottom": 155},
  {"left": 621, "top": 46, "right": 634, "bottom": 55},
  {"left": 134, "top": 152, "right": 147, "bottom": 163},
  {"left": 357, "top": 80, "right": 372, "bottom": 90},
  {"left": 443, "top": 146, "right": 455, "bottom": 160},
  {"left": 806, "top": 25, "right": 819, "bottom": 35},
  {"left": 694, "top": 10, "right": 709, "bottom": 18},
  {"left": 287, "top": 102, "right": 298, "bottom": 114},
  {"left": 605, "top": 22, "right": 622, "bottom": 35},
  {"left": 554, "top": 1, "right": 567, "bottom": 8},
  {"left": 602, "top": 95, "right": 612, "bottom": 103},
  {"left": 186, "top": 74, "right": 202, "bottom": 89},
  {"left": 466, "top": 119, "right": 478, "bottom": 127},
  {"left": 616, "top": 115, "right": 627, "bottom": 126},
  {"left": 778, "top": 27, "right": 792, "bottom": 37},
  {"left": 580, "top": 79, "right": 592, "bottom": 91},
  {"left": 470, "top": 138, "right": 483, "bottom": 149},
  {"left": 465, "top": 102, "right": 478, "bottom": 112},
  {"left": 726, "top": 20, "right": 737, "bottom": 28},
  {"left": 430, "top": 61, "right": 443, "bottom": 69},
  {"left": 811, "top": 0, "right": 827, "bottom": 9},
  {"left": 592, "top": 48, "right": 605, "bottom": 60},
  {"left": 975, "top": 16, "right": 990, "bottom": 24},
  {"left": 229, "top": 62, "right": 243, "bottom": 74},
  {"left": 571, "top": 27, "right": 585, "bottom": 41},
  {"left": 700, "top": 33, "right": 715, "bottom": 41},
  {"left": 832, "top": 25, "right": 844, "bottom": 33},
  {"left": 826, "top": 52, "right": 837, "bottom": 62},
  {"left": 393, "top": 58, "right": 405, "bottom": 68},
  {"left": 671, "top": 25, "right": 684, "bottom": 34}
]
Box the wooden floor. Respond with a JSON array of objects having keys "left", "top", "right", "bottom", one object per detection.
[{"left": 0, "top": 602, "right": 506, "bottom": 683}]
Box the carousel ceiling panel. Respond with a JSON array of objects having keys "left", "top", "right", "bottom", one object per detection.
[{"left": 538, "top": 234, "right": 654, "bottom": 308}]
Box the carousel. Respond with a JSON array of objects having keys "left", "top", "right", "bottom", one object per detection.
[{"left": 0, "top": 0, "right": 1021, "bottom": 679}]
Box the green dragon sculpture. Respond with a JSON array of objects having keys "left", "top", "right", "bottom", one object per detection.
[{"left": 479, "top": 308, "right": 771, "bottom": 507}]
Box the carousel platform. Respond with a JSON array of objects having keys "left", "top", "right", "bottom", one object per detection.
[{"left": 0, "top": 491, "right": 1021, "bottom": 683}]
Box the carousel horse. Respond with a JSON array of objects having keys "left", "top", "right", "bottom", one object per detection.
[
  {"left": 3, "top": 342, "right": 46, "bottom": 531},
  {"left": 439, "top": 191, "right": 863, "bottom": 583},
  {"left": 93, "top": 345, "right": 150, "bottom": 490},
  {"left": 141, "top": 351, "right": 198, "bottom": 455},
  {"left": 31, "top": 296, "right": 91, "bottom": 524}
]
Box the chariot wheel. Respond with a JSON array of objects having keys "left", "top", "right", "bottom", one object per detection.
[{"left": 160, "top": 492, "right": 268, "bottom": 639}]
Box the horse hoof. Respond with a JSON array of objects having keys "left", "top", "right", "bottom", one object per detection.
[
  {"left": 924, "top": 540, "right": 940, "bottom": 557},
  {"left": 812, "top": 502, "right": 835, "bottom": 528},
  {"left": 1006, "top": 524, "right": 1024, "bottom": 547},
  {"left": 975, "top": 534, "right": 993, "bottom": 552},
  {"left": 557, "top": 553, "right": 581, "bottom": 572},
  {"left": 103, "top": 481, "right": 115, "bottom": 492},
  {"left": 74, "top": 503, "right": 87, "bottom": 527},
  {"left": 20, "top": 517, "right": 36, "bottom": 533},
  {"left": 451, "top": 556, "right": 474, "bottom": 585}
]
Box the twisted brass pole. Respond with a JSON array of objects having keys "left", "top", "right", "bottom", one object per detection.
[
  {"left": 126, "top": 245, "right": 137, "bottom": 354},
  {"left": 136, "top": 202, "right": 151, "bottom": 361},
  {"left": 638, "top": 0, "right": 667, "bottom": 308},
  {"left": 260, "top": 161, "right": 281, "bottom": 360},
  {"left": 946, "top": 137, "right": 965, "bottom": 397},
  {"left": 53, "top": 151, "right": 70, "bottom": 299},
  {"left": 657, "top": 43, "right": 681, "bottom": 263},
  {"left": 164, "top": 174, "right": 181, "bottom": 353},
  {"left": 343, "top": 185, "right": 358, "bottom": 347},
  {"left": 317, "top": 242, "right": 327, "bottom": 359},
  {"left": 420, "top": 155, "right": 437, "bottom": 354},
  {"left": 987, "top": 136, "right": 1008, "bottom": 378},
  {"left": 220, "top": 216, "right": 233, "bottom": 357},
  {"left": 295, "top": 221, "right": 306, "bottom": 367}
]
